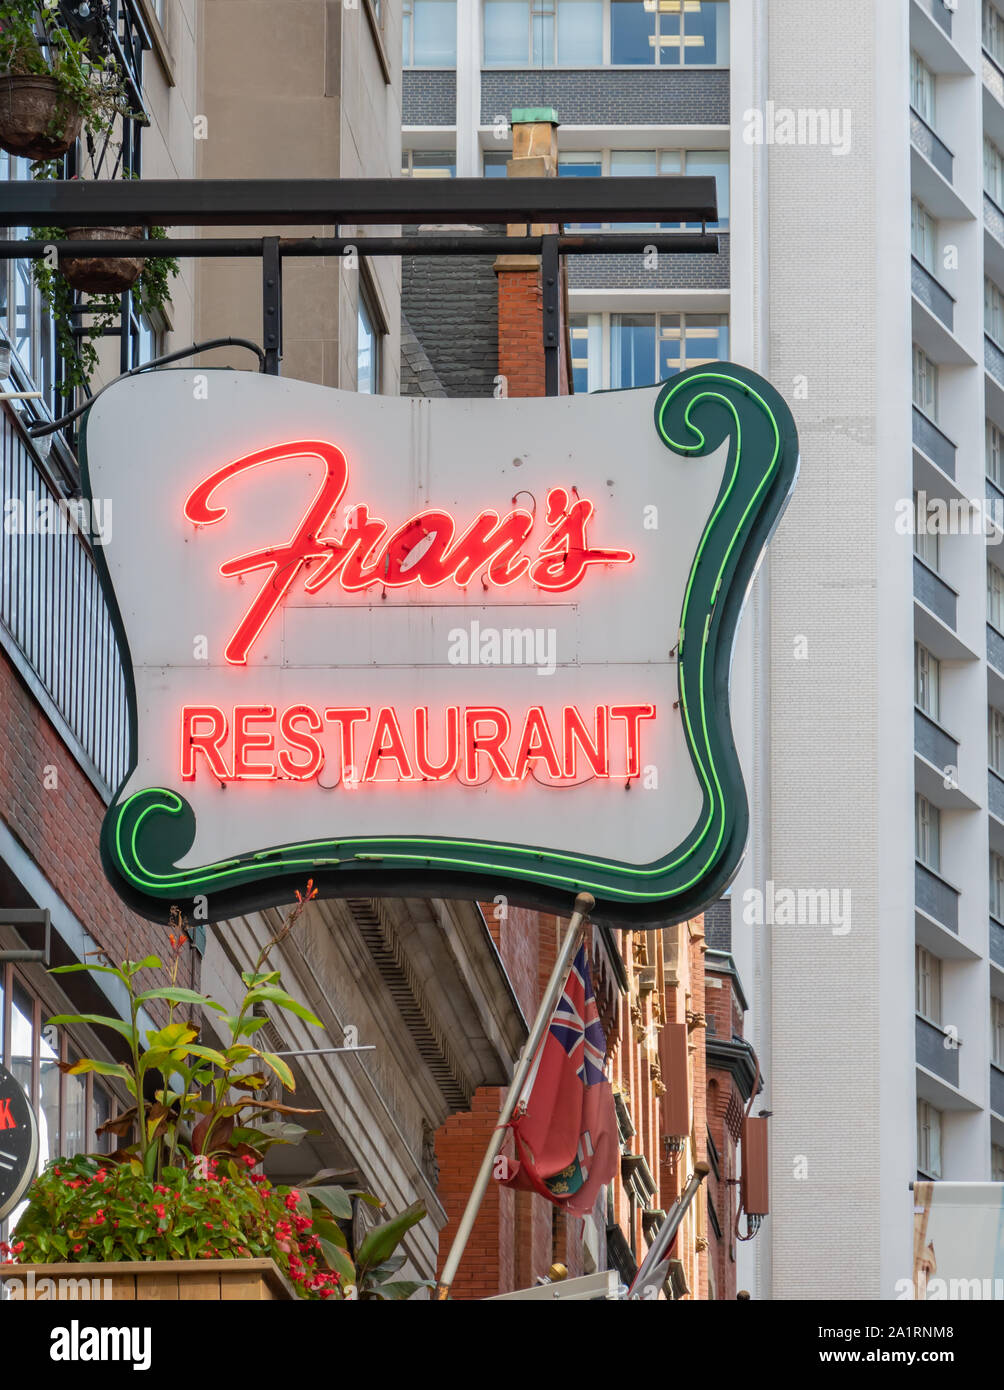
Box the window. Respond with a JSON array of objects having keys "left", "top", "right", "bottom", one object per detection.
[
  {"left": 570, "top": 312, "right": 728, "bottom": 391},
  {"left": 401, "top": 149, "right": 457, "bottom": 177},
  {"left": 915, "top": 793, "right": 940, "bottom": 872},
  {"left": 989, "top": 419, "right": 1004, "bottom": 486},
  {"left": 917, "top": 1100, "right": 942, "bottom": 1178},
  {"left": 916, "top": 947, "right": 942, "bottom": 1024},
  {"left": 986, "top": 138, "right": 1004, "bottom": 206},
  {"left": 911, "top": 199, "right": 936, "bottom": 271},
  {"left": 912, "top": 344, "right": 938, "bottom": 419},
  {"left": 483, "top": 149, "right": 510, "bottom": 176},
  {"left": 610, "top": 0, "right": 729, "bottom": 66},
  {"left": 0, "top": 151, "right": 57, "bottom": 406},
  {"left": 985, "top": 0, "right": 1004, "bottom": 65},
  {"left": 990, "top": 560, "right": 1004, "bottom": 630},
  {"left": 915, "top": 644, "right": 940, "bottom": 720},
  {"left": 991, "top": 707, "right": 1004, "bottom": 774},
  {"left": 993, "top": 997, "right": 1004, "bottom": 1068},
  {"left": 993, "top": 1144, "right": 1004, "bottom": 1181},
  {"left": 0, "top": 965, "right": 117, "bottom": 1238},
  {"left": 991, "top": 850, "right": 1004, "bottom": 920},
  {"left": 913, "top": 492, "right": 940, "bottom": 572},
  {"left": 357, "top": 285, "right": 381, "bottom": 395},
  {"left": 911, "top": 50, "right": 936, "bottom": 125},
  {"left": 989, "top": 278, "right": 1004, "bottom": 346},
  {"left": 483, "top": 0, "right": 728, "bottom": 67},
  {"left": 403, "top": 0, "right": 457, "bottom": 65}
]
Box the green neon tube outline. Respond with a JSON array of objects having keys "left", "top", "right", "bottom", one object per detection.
[{"left": 107, "top": 368, "right": 783, "bottom": 903}]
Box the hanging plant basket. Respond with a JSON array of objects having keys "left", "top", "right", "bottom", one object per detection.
[
  {"left": 61, "top": 226, "right": 145, "bottom": 293},
  {"left": 0, "top": 74, "right": 83, "bottom": 160}
]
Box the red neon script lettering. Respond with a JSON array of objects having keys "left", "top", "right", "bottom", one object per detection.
[{"left": 184, "top": 441, "right": 634, "bottom": 665}]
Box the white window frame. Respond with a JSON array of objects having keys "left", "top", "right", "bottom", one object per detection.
[
  {"left": 988, "top": 277, "right": 1004, "bottom": 346},
  {"left": 912, "top": 344, "right": 939, "bottom": 420},
  {"left": 986, "top": 137, "right": 1004, "bottom": 206},
  {"left": 403, "top": 0, "right": 458, "bottom": 67},
  {"left": 915, "top": 643, "right": 940, "bottom": 721},
  {"left": 913, "top": 491, "right": 940, "bottom": 572},
  {"left": 986, "top": 0, "right": 1004, "bottom": 66},
  {"left": 916, "top": 793, "right": 941, "bottom": 873},
  {"left": 989, "top": 560, "right": 1004, "bottom": 631},
  {"left": 911, "top": 50, "right": 936, "bottom": 125},
  {"left": 989, "top": 419, "right": 1004, "bottom": 487},
  {"left": 911, "top": 199, "right": 936, "bottom": 272},
  {"left": 483, "top": 0, "right": 730, "bottom": 69},
  {"left": 991, "top": 707, "right": 1004, "bottom": 775},
  {"left": 917, "top": 1099, "right": 942, "bottom": 1178},
  {"left": 993, "top": 996, "right": 1004, "bottom": 1068},
  {"left": 568, "top": 310, "right": 730, "bottom": 391},
  {"left": 916, "top": 946, "right": 943, "bottom": 1025},
  {"left": 991, "top": 850, "right": 1004, "bottom": 921}
]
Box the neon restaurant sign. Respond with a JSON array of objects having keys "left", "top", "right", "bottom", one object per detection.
[{"left": 81, "top": 365, "right": 798, "bottom": 925}]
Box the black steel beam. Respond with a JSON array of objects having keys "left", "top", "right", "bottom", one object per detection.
[
  {"left": 0, "top": 176, "right": 718, "bottom": 227},
  {"left": 0, "top": 233, "right": 720, "bottom": 261}
]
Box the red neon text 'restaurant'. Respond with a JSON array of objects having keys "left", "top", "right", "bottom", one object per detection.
[
  {"left": 183, "top": 441, "right": 635, "bottom": 665},
  {"left": 180, "top": 702, "right": 656, "bottom": 785}
]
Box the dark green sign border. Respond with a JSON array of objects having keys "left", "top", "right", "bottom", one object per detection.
[{"left": 80, "top": 363, "right": 798, "bottom": 927}]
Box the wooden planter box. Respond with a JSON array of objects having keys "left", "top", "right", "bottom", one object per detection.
[{"left": 2, "top": 1258, "right": 296, "bottom": 1301}]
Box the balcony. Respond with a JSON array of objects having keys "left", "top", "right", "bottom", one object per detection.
[
  {"left": 990, "top": 622, "right": 1004, "bottom": 675},
  {"left": 987, "top": 192, "right": 1004, "bottom": 250},
  {"left": 988, "top": 334, "right": 1004, "bottom": 391},
  {"left": 0, "top": 404, "right": 127, "bottom": 797},
  {"left": 915, "top": 707, "right": 957, "bottom": 772},
  {"left": 912, "top": 256, "right": 955, "bottom": 331},
  {"left": 991, "top": 916, "right": 1004, "bottom": 970},
  {"left": 916, "top": 1015, "right": 960, "bottom": 1088},
  {"left": 993, "top": 1064, "right": 1004, "bottom": 1119},
  {"left": 913, "top": 555, "right": 957, "bottom": 628},
  {"left": 927, "top": 0, "right": 952, "bottom": 36},
  {"left": 913, "top": 406, "right": 956, "bottom": 478},
  {"left": 910, "top": 106, "right": 954, "bottom": 183},
  {"left": 916, "top": 861, "right": 960, "bottom": 933},
  {"left": 992, "top": 769, "right": 1004, "bottom": 821},
  {"left": 987, "top": 48, "right": 1004, "bottom": 110}
]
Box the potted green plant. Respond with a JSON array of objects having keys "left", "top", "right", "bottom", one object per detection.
[
  {"left": 31, "top": 203, "right": 179, "bottom": 393},
  {"left": 0, "top": 0, "right": 126, "bottom": 161},
  {"left": 0, "top": 889, "right": 429, "bottom": 1301}
]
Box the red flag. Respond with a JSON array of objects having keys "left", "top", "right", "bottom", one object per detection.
[{"left": 501, "top": 946, "right": 618, "bottom": 1216}]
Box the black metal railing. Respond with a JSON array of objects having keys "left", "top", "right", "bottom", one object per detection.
[{"left": 988, "top": 334, "right": 1004, "bottom": 390}]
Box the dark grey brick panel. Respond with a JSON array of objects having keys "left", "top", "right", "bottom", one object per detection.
[
  {"left": 568, "top": 234, "right": 729, "bottom": 290},
  {"left": 480, "top": 69, "right": 729, "bottom": 126},
  {"left": 403, "top": 70, "right": 457, "bottom": 126}
]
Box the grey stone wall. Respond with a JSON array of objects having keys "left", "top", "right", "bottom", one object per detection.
[{"left": 402, "top": 249, "right": 499, "bottom": 397}]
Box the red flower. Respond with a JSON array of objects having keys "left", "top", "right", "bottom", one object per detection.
[
  {"left": 240, "top": 1155, "right": 256, "bottom": 1168},
  {"left": 284, "top": 1192, "right": 299, "bottom": 1211},
  {"left": 154, "top": 1204, "right": 166, "bottom": 1220},
  {"left": 73, "top": 1244, "right": 82, "bottom": 1253}
]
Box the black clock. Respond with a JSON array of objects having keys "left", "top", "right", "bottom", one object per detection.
[{"left": 0, "top": 1063, "right": 39, "bottom": 1222}]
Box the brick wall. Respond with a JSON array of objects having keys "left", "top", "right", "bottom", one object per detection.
[
  {"left": 402, "top": 70, "right": 456, "bottom": 126},
  {"left": 480, "top": 70, "right": 730, "bottom": 126},
  {"left": 0, "top": 646, "right": 173, "bottom": 997}
]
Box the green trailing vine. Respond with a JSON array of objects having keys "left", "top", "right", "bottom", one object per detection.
[
  {"left": 31, "top": 220, "right": 179, "bottom": 394},
  {"left": 0, "top": 0, "right": 129, "bottom": 144}
]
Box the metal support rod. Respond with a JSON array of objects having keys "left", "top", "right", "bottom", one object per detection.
[
  {"left": 434, "top": 891, "right": 594, "bottom": 1301},
  {"left": 627, "top": 1161, "right": 710, "bottom": 1299},
  {"left": 0, "top": 233, "right": 719, "bottom": 261},
  {"left": 542, "top": 233, "right": 561, "bottom": 398},
  {"left": 262, "top": 236, "right": 282, "bottom": 376}
]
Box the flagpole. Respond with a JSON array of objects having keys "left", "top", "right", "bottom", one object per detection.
[
  {"left": 434, "top": 891, "right": 594, "bottom": 1301},
  {"left": 626, "top": 1160, "right": 710, "bottom": 1299}
]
